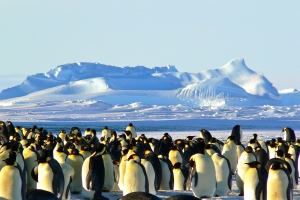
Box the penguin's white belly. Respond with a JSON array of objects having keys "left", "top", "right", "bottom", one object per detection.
[
  {"left": 102, "top": 154, "right": 114, "bottom": 192},
  {"left": 244, "top": 168, "right": 259, "bottom": 200},
  {"left": 173, "top": 169, "right": 184, "bottom": 191},
  {"left": 141, "top": 159, "right": 156, "bottom": 195},
  {"left": 168, "top": 151, "right": 182, "bottom": 166},
  {"left": 191, "top": 154, "right": 216, "bottom": 198},
  {"left": 81, "top": 156, "right": 95, "bottom": 200},
  {"left": 159, "top": 160, "right": 171, "bottom": 190},
  {"left": 267, "top": 169, "right": 290, "bottom": 200},
  {"left": 0, "top": 166, "right": 22, "bottom": 200},
  {"left": 23, "top": 150, "right": 37, "bottom": 191},
  {"left": 60, "top": 163, "right": 74, "bottom": 200},
  {"left": 123, "top": 161, "right": 146, "bottom": 196},
  {"left": 66, "top": 156, "right": 83, "bottom": 192},
  {"left": 118, "top": 156, "right": 127, "bottom": 191},
  {"left": 37, "top": 163, "right": 54, "bottom": 193},
  {"left": 211, "top": 154, "right": 231, "bottom": 196},
  {"left": 222, "top": 143, "right": 237, "bottom": 174}
]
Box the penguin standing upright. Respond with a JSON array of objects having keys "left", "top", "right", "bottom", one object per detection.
[
  {"left": 0, "top": 150, "right": 25, "bottom": 200},
  {"left": 211, "top": 153, "right": 232, "bottom": 196},
  {"left": 0, "top": 121, "right": 10, "bottom": 143},
  {"left": 65, "top": 149, "right": 84, "bottom": 193},
  {"left": 172, "top": 162, "right": 189, "bottom": 191},
  {"left": 123, "top": 154, "right": 149, "bottom": 196},
  {"left": 102, "top": 150, "right": 115, "bottom": 192},
  {"left": 231, "top": 125, "right": 243, "bottom": 144},
  {"left": 144, "top": 149, "right": 162, "bottom": 191},
  {"left": 81, "top": 143, "right": 108, "bottom": 200},
  {"left": 267, "top": 161, "right": 292, "bottom": 200},
  {"left": 283, "top": 127, "right": 296, "bottom": 143},
  {"left": 244, "top": 161, "right": 268, "bottom": 200},
  {"left": 126, "top": 123, "right": 137, "bottom": 138},
  {"left": 31, "top": 149, "right": 64, "bottom": 200},
  {"left": 236, "top": 146, "right": 257, "bottom": 196},
  {"left": 141, "top": 157, "right": 157, "bottom": 194},
  {"left": 189, "top": 152, "right": 216, "bottom": 198},
  {"left": 222, "top": 136, "right": 237, "bottom": 174},
  {"left": 199, "top": 129, "right": 212, "bottom": 145},
  {"left": 168, "top": 145, "right": 182, "bottom": 166},
  {"left": 254, "top": 146, "right": 269, "bottom": 168},
  {"left": 158, "top": 154, "right": 174, "bottom": 190},
  {"left": 59, "top": 163, "right": 74, "bottom": 200},
  {"left": 236, "top": 141, "right": 245, "bottom": 162},
  {"left": 23, "top": 143, "right": 39, "bottom": 191}
]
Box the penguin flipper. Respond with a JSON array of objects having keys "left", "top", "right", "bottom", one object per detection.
[
  {"left": 137, "top": 161, "right": 149, "bottom": 193},
  {"left": 49, "top": 159, "right": 64, "bottom": 200},
  {"left": 15, "top": 164, "right": 26, "bottom": 200},
  {"left": 31, "top": 165, "right": 38, "bottom": 182}
]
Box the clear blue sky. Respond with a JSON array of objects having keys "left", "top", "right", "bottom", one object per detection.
[{"left": 1, "top": 1, "right": 299, "bottom": 91}]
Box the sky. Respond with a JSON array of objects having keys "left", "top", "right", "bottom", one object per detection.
[{"left": 1, "top": 1, "right": 300, "bottom": 91}]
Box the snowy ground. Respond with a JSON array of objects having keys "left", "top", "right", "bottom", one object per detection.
[{"left": 70, "top": 129, "right": 300, "bottom": 200}]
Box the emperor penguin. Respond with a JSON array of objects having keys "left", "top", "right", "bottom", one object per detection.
[
  {"left": 168, "top": 145, "right": 182, "bottom": 166},
  {"left": 79, "top": 145, "right": 92, "bottom": 160},
  {"left": 101, "top": 126, "right": 111, "bottom": 141},
  {"left": 59, "top": 162, "right": 74, "bottom": 200},
  {"left": 123, "top": 154, "right": 149, "bottom": 196},
  {"left": 125, "top": 122, "right": 137, "bottom": 138},
  {"left": 144, "top": 149, "right": 162, "bottom": 191},
  {"left": 158, "top": 154, "right": 174, "bottom": 190},
  {"left": 15, "top": 125, "right": 24, "bottom": 138},
  {"left": 236, "top": 146, "right": 257, "bottom": 196},
  {"left": 81, "top": 143, "right": 108, "bottom": 200},
  {"left": 211, "top": 153, "right": 232, "bottom": 196},
  {"left": 141, "top": 156, "right": 157, "bottom": 194},
  {"left": 0, "top": 142, "right": 11, "bottom": 170},
  {"left": 0, "top": 151, "right": 25, "bottom": 200},
  {"left": 221, "top": 136, "right": 237, "bottom": 174},
  {"left": 199, "top": 129, "right": 212, "bottom": 144},
  {"left": 236, "top": 141, "right": 245, "bottom": 162},
  {"left": 172, "top": 162, "right": 189, "bottom": 191},
  {"left": 118, "top": 149, "right": 129, "bottom": 191},
  {"left": 254, "top": 146, "right": 269, "bottom": 168},
  {"left": 23, "top": 143, "right": 39, "bottom": 191},
  {"left": 282, "top": 127, "right": 296, "bottom": 143},
  {"left": 267, "top": 138, "right": 277, "bottom": 159},
  {"left": 58, "top": 130, "right": 68, "bottom": 145},
  {"left": 0, "top": 121, "right": 10, "bottom": 143},
  {"left": 102, "top": 149, "right": 115, "bottom": 192},
  {"left": 285, "top": 153, "right": 298, "bottom": 189},
  {"left": 189, "top": 152, "right": 216, "bottom": 198},
  {"left": 267, "top": 161, "right": 292, "bottom": 200},
  {"left": 231, "top": 124, "right": 243, "bottom": 144},
  {"left": 65, "top": 148, "right": 84, "bottom": 193},
  {"left": 244, "top": 161, "right": 268, "bottom": 200},
  {"left": 31, "top": 149, "right": 64, "bottom": 200},
  {"left": 54, "top": 146, "right": 68, "bottom": 163}
]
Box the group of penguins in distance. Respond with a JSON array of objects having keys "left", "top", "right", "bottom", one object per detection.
[{"left": 0, "top": 121, "right": 298, "bottom": 200}]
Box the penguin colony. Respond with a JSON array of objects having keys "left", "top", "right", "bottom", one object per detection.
[{"left": 0, "top": 120, "right": 299, "bottom": 200}]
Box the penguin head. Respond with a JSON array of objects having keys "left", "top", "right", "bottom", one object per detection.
[
  {"left": 270, "top": 162, "right": 283, "bottom": 170},
  {"left": 94, "top": 143, "right": 106, "bottom": 155},
  {"left": 253, "top": 133, "right": 258, "bottom": 140},
  {"left": 244, "top": 146, "right": 253, "bottom": 153},
  {"left": 127, "top": 154, "right": 140, "bottom": 162},
  {"left": 276, "top": 137, "right": 283, "bottom": 143},
  {"left": 276, "top": 149, "right": 285, "bottom": 158},
  {"left": 227, "top": 136, "right": 235, "bottom": 142},
  {"left": 56, "top": 146, "right": 64, "bottom": 152},
  {"left": 173, "top": 162, "right": 182, "bottom": 169},
  {"left": 245, "top": 161, "right": 261, "bottom": 168},
  {"left": 36, "top": 149, "right": 52, "bottom": 163},
  {"left": 71, "top": 149, "right": 80, "bottom": 155},
  {"left": 209, "top": 137, "right": 217, "bottom": 144},
  {"left": 185, "top": 136, "right": 196, "bottom": 141},
  {"left": 3, "top": 150, "right": 16, "bottom": 166}
]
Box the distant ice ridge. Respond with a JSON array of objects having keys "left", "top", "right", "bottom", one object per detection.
[{"left": 0, "top": 59, "right": 298, "bottom": 106}]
